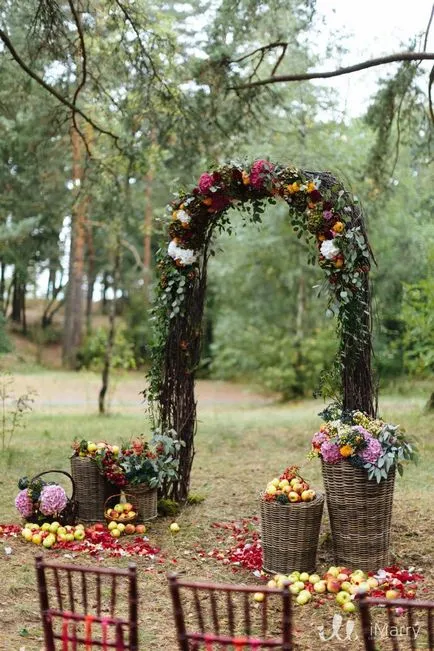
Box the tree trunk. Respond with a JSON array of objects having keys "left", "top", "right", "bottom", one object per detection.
[
  {"left": 426, "top": 392, "right": 434, "bottom": 411},
  {"left": 143, "top": 172, "right": 153, "bottom": 299},
  {"left": 11, "top": 271, "right": 22, "bottom": 323},
  {"left": 99, "top": 244, "right": 121, "bottom": 415},
  {"left": 101, "top": 271, "right": 109, "bottom": 315},
  {"left": 0, "top": 262, "right": 5, "bottom": 313},
  {"left": 62, "top": 126, "right": 87, "bottom": 368},
  {"left": 86, "top": 220, "right": 96, "bottom": 336}
]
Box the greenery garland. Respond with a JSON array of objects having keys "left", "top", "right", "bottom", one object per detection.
[{"left": 146, "top": 160, "right": 375, "bottom": 500}]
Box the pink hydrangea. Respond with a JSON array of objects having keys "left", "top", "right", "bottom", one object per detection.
[
  {"left": 320, "top": 440, "right": 342, "bottom": 464},
  {"left": 39, "top": 484, "right": 68, "bottom": 515},
  {"left": 198, "top": 173, "right": 214, "bottom": 194},
  {"left": 15, "top": 489, "right": 34, "bottom": 518},
  {"left": 250, "top": 159, "right": 275, "bottom": 189},
  {"left": 312, "top": 430, "right": 329, "bottom": 449},
  {"left": 359, "top": 435, "right": 383, "bottom": 463}
]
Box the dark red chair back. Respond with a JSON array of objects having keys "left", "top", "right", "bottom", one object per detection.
[
  {"left": 35, "top": 554, "right": 139, "bottom": 650},
  {"left": 358, "top": 593, "right": 434, "bottom": 650},
  {"left": 168, "top": 573, "right": 293, "bottom": 650}
]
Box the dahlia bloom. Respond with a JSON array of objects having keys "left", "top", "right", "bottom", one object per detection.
[
  {"left": 15, "top": 489, "right": 33, "bottom": 518},
  {"left": 320, "top": 239, "right": 340, "bottom": 260},
  {"left": 359, "top": 435, "right": 383, "bottom": 464},
  {"left": 320, "top": 440, "right": 342, "bottom": 464},
  {"left": 39, "top": 485, "right": 68, "bottom": 515},
  {"left": 168, "top": 240, "right": 198, "bottom": 266},
  {"left": 250, "top": 160, "right": 275, "bottom": 189}
]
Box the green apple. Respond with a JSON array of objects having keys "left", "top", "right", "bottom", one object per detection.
[
  {"left": 170, "top": 522, "right": 180, "bottom": 533},
  {"left": 116, "top": 523, "right": 126, "bottom": 533},
  {"left": 22, "top": 528, "right": 33, "bottom": 542},
  {"left": 299, "top": 572, "right": 309, "bottom": 582},
  {"left": 253, "top": 592, "right": 264, "bottom": 602},
  {"left": 385, "top": 589, "right": 400, "bottom": 600},
  {"left": 111, "top": 528, "right": 121, "bottom": 538},
  {"left": 341, "top": 581, "right": 353, "bottom": 593},
  {"left": 57, "top": 533, "right": 67, "bottom": 542},
  {"left": 327, "top": 566, "right": 340, "bottom": 578},
  {"left": 74, "top": 529, "right": 85, "bottom": 541},
  {"left": 296, "top": 590, "right": 312, "bottom": 606},
  {"left": 57, "top": 527, "right": 66, "bottom": 536},
  {"left": 65, "top": 533, "right": 75, "bottom": 542},
  {"left": 32, "top": 533, "right": 42, "bottom": 545},
  {"left": 342, "top": 601, "right": 356, "bottom": 614},
  {"left": 41, "top": 523, "right": 51, "bottom": 532},
  {"left": 49, "top": 522, "right": 60, "bottom": 533},
  {"left": 271, "top": 478, "right": 280, "bottom": 487},
  {"left": 111, "top": 445, "right": 120, "bottom": 455},
  {"left": 107, "top": 521, "right": 118, "bottom": 531},
  {"left": 336, "top": 591, "right": 351, "bottom": 605},
  {"left": 87, "top": 442, "right": 97, "bottom": 453},
  {"left": 313, "top": 581, "right": 327, "bottom": 594},
  {"left": 289, "top": 583, "right": 302, "bottom": 595},
  {"left": 267, "top": 579, "right": 277, "bottom": 588},
  {"left": 288, "top": 571, "right": 300, "bottom": 583},
  {"left": 308, "top": 574, "right": 321, "bottom": 585}
]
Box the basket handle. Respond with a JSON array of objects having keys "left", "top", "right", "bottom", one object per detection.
[
  {"left": 30, "top": 470, "right": 76, "bottom": 501},
  {"left": 103, "top": 493, "right": 138, "bottom": 512}
]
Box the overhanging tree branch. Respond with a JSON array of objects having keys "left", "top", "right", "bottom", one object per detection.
[
  {"left": 230, "top": 51, "right": 434, "bottom": 90},
  {"left": 0, "top": 27, "right": 119, "bottom": 143}
]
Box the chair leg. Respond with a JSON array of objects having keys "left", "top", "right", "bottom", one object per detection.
[
  {"left": 168, "top": 574, "right": 190, "bottom": 651},
  {"left": 358, "top": 594, "right": 376, "bottom": 651},
  {"left": 35, "top": 555, "right": 56, "bottom": 651}
]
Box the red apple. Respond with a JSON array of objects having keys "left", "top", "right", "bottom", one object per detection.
[
  {"left": 125, "top": 524, "right": 135, "bottom": 535},
  {"left": 327, "top": 579, "right": 341, "bottom": 594},
  {"left": 288, "top": 491, "right": 301, "bottom": 503}
]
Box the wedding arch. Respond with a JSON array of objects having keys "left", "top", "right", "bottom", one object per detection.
[{"left": 146, "top": 160, "right": 375, "bottom": 501}]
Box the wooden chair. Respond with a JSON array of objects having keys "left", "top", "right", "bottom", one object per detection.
[
  {"left": 168, "top": 573, "right": 293, "bottom": 650},
  {"left": 358, "top": 592, "right": 434, "bottom": 650},
  {"left": 35, "top": 554, "right": 139, "bottom": 650}
]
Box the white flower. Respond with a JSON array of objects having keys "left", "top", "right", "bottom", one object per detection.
[
  {"left": 320, "top": 239, "right": 340, "bottom": 260},
  {"left": 175, "top": 210, "right": 191, "bottom": 225},
  {"left": 168, "top": 240, "right": 198, "bottom": 266}
]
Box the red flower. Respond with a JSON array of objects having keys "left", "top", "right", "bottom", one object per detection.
[
  {"left": 198, "top": 173, "right": 214, "bottom": 194},
  {"left": 309, "top": 189, "right": 322, "bottom": 203}
]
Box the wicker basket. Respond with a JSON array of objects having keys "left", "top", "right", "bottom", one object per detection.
[
  {"left": 70, "top": 456, "right": 116, "bottom": 523},
  {"left": 321, "top": 460, "right": 395, "bottom": 571},
  {"left": 125, "top": 484, "right": 158, "bottom": 522},
  {"left": 27, "top": 470, "right": 78, "bottom": 526},
  {"left": 260, "top": 492, "right": 325, "bottom": 574},
  {"left": 103, "top": 493, "right": 139, "bottom": 525}
]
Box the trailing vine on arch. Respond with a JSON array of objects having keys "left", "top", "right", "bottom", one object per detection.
[{"left": 146, "top": 160, "right": 375, "bottom": 501}]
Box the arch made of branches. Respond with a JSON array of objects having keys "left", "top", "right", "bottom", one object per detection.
[{"left": 147, "top": 160, "right": 375, "bottom": 501}]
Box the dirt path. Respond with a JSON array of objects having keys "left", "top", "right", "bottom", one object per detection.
[{"left": 9, "top": 371, "right": 275, "bottom": 414}]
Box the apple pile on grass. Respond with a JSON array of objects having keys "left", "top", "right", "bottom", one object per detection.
[
  {"left": 105, "top": 502, "right": 136, "bottom": 522},
  {"left": 21, "top": 522, "right": 87, "bottom": 548},
  {"left": 264, "top": 465, "right": 316, "bottom": 504},
  {"left": 107, "top": 521, "right": 146, "bottom": 538},
  {"left": 254, "top": 566, "right": 407, "bottom": 612}
]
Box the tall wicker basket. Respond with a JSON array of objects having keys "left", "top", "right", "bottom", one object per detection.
[
  {"left": 70, "top": 456, "right": 116, "bottom": 523},
  {"left": 260, "top": 492, "right": 325, "bottom": 574},
  {"left": 321, "top": 460, "right": 395, "bottom": 571},
  {"left": 125, "top": 484, "right": 158, "bottom": 522}
]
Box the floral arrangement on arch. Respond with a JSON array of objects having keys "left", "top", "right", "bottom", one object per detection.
[
  {"left": 15, "top": 477, "right": 68, "bottom": 522},
  {"left": 309, "top": 404, "right": 417, "bottom": 482},
  {"left": 94, "top": 432, "right": 183, "bottom": 489},
  {"left": 166, "top": 160, "right": 370, "bottom": 304}
]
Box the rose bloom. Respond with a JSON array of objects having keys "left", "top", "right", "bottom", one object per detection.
[
  {"left": 132, "top": 438, "right": 145, "bottom": 455},
  {"left": 198, "top": 173, "right": 214, "bottom": 194},
  {"left": 250, "top": 160, "right": 275, "bottom": 189}
]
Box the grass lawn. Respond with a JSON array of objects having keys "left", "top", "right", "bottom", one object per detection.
[{"left": 0, "top": 376, "right": 433, "bottom": 651}]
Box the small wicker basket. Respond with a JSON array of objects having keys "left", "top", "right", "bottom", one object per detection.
[
  {"left": 321, "top": 460, "right": 395, "bottom": 571},
  {"left": 27, "top": 470, "right": 78, "bottom": 526},
  {"left": 260, "top": 492, "right": 325, "bottom": 574},
  {"left": 125, "top": 483, "right": 158, "bottom": 522},
  {"left": 70, "top": 456, "right": 116, "bottom": 523},
  {"left": 103, "top": 493, "right": 139, "bottom": 525}
]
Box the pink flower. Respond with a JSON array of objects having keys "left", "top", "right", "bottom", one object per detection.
[
  {"left": 15, "top": 489, "right": 33, "bottom": 518},
  {"left": 198, "top": 173, "right": 214, "bottom": 194},
  {"left": 320, "top": 440, "right": 342, "bottom": 464},
  {"left": 250, "top": 160, "right": 275, "bottom": 189},
  {"left": 359, "top": 435, "right": 382, "bottom": 463},
  {"left": 39, "top": 485, "right": 68, "bottom": 515},
  {"left": 312, "top": 430, "right": 328, "bottom": 450}
]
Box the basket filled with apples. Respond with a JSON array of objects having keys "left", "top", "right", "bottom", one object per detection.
[
  {"left": 104, "top": 493, "right": 138, "bottom": 526},
  {"left": 260, "top": 465, "right": 324, "bottom": 575},
  {"left": 70, "top": 440, "right": 118, "bottom": 523}
]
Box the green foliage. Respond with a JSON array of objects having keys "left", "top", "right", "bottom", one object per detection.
[
  {"left": 157, "top": 498, "right": 181, "bottom": 516},
  {"left": 0, "top": 373, "right": 36, "bottom": 452},
  {"left": 0, "top": 313, "right": 11, "bottom": 355},
  {"left": 186, "top": 492, "right": 205, "bottom": 505},
  {"left": 77, "top": 327, "right": 136, "bottom": 372},
  {"left": 401, "top": 278, "right": 434, "bottom": 378}
]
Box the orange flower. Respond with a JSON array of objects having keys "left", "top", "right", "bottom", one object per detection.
[
  {"left": 287, "top": 182, "right": 300, "bottom": 194},
  {"left": 202, "top": 197, "right": 213, "bottom": 206},
  {"left": 334, "top": 256, "right": 344, "bottom": 268},
  {"left": 317, "top": 234, "right": 326, "bottom": 241},
  {"left": 339, "top": 445, "right": 354, "bottom": 457},
  {"left": 242, "top": 171, "right": 250, "bottom": 185},
  {"left": 333, "top": 221, "right": 345, "bottom": 233},
  {"left": 307, "top": 181, "right": 316, "bottom": 192}
]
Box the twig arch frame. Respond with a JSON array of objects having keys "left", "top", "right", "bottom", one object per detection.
[{"left": 147, "top": 161, "right": 375, "bottom": 501}]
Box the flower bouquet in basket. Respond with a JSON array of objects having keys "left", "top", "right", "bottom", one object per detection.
[
  {"left": 309, "top": 404, "right": 417, "bottom": 481},
  {"left": 15, "top": 472, "right": 77, "bottom": 526},
  {"left": 260, "top": 466, "right": 324, "bottom": 574},
  {"left": 95, "top": 432, "right": 183, "bottom": 521}
]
